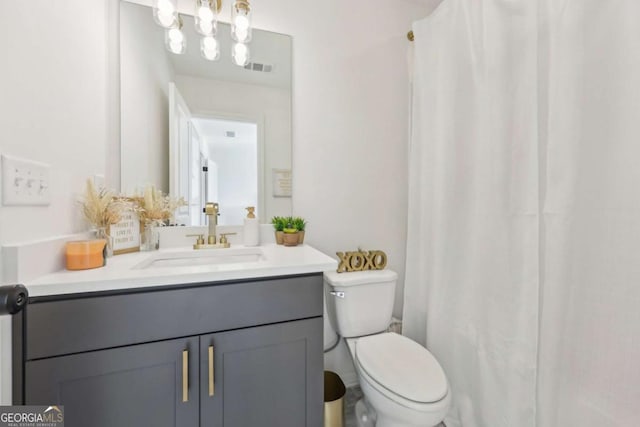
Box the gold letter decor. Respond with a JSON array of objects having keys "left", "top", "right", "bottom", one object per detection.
[{"left": 336, "top": 250, "right": 387, "bottom": 273}]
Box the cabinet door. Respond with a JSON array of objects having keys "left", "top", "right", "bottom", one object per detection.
[
  {"left": 200, "top": 317, "right": 323, "bottom": 427},
  {"left": 25, "top": 337, "right": 199, "bottom": 427}
]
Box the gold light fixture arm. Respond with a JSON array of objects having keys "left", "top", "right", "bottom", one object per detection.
[
  {"left": 234, "top": 0, "right": 251, "bottom": 14},
  {"left": 198, "top": 0, "right": 222, "bottom": 13}
]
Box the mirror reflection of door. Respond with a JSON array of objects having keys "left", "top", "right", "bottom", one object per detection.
[
  {"left": 169, "top": 83, "right": 201, "bottom": 225},
  {"left": 192, "top": 117, "right": 259, "bottom": 226},
  {"left": 189, "top": 124, "right": 203, "bottom": 225},
  {"left": 170, "top": 83, "right": 259, "bottom": 226}
]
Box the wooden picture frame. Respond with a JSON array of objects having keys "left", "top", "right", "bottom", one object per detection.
[{"left": 109, "top": 202, "right": 141, "bottom": 255}]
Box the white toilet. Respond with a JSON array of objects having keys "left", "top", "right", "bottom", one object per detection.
[{"left": 324, "top": 270, "right": 451, "bottom": 427}]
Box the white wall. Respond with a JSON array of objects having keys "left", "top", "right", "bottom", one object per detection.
[
  {"left": 247, "top": 0, "right": 436, "bottom": 318},
  {"left": 244, "top": 0, "right": 443, "bottom": 382},
  {"left": 120, "top": 1, "right": 174, "bottom": 194},
  {"left": 0, "top": 0, "right": 109, "bottom": 403},
  {"left": 175, "top": 75, "right": 292, "bottom": 221},
  {"left": 208, "top": 130, "right": 258, "bottom": 225},
  {"left": 0, "top": 1, "right": 109, "bottom": 252}
]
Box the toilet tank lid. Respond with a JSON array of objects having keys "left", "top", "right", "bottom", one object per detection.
[{"left": 324, "top": 270, "right": 397, "bottom": 286}]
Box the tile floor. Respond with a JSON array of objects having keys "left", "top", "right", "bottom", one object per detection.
[
  {"left": 344, "top": 386, "right": 445, "bottom": 427},
  {"left": 344, "top": 385, "right": 363, "bottom": 427}
]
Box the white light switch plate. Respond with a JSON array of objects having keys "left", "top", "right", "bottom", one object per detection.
[{"left": 1, "top": 154, "right": 51, "bottom": 206}]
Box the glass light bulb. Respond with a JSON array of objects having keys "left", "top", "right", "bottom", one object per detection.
[
  {"left": 157, "top": 0, "right": 175, "bottom": 15},
  {"left": 198, "top": 20, "right": 214, "bottom": 35},
  {"left": 234, "top": 27, "right": 249, "bottom": 43},
  {"left": 168, "top": 28, "right": 184, "bottom": 43},
  {"left": 195, "top": 0, "right": 217, "bottom": 36},
  {"left": 201, "top": 37, "right": 219, "bottom": 61},
  {"left": 204, "top": 50, "right": 218, "bottom": 60},
  {"left": 157, "top": 11, "right": 176, "bottom": 28},
  {"left": 198, "top": 6, "right": 214, "bottom": 22},
  {"left": 153, "top": 0, "right": 178, "bottom": 28},
  {"left": 169, "top": 40, "right": 184, "bottom": 54},
  {"left": 234, "top": 15, "right": 249, "bottom": 31},
  {"left": 232, "top": 43, "right": 249, "bottom": 66},
  {"left": 203, "top": 37, "right": 218, "bottom": 51},
  {"left": 234, "top": 43, "right": 248, "bottom": 56},
  {"left": 231, "top": 1, "right": 252, "bottom": 42},
  {"left": 165, "top": 27, "right": 185, "bottom": 54}
]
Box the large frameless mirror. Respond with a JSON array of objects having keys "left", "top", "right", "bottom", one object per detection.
[{"left": 120, "top": 0, "right": 292, "bottom": 225}]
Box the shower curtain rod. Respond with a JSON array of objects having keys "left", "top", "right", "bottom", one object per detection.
[{"left": 407, "top": 30, "right": 414, "bottom": 41}]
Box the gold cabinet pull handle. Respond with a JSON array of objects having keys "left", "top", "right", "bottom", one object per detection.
[
  {"left": 208, "top": 345, "right": 215, "bottom": 396},
  {"left": 182, "top": 350, "right": 189, "bottom": 402}
]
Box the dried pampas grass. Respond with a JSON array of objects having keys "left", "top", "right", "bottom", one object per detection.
[
  {"left": 135, "top": 186, "right": 186, "bottom": 225},
  {"left": 80, "top": 179, "right": 127, "bottom": 229}
]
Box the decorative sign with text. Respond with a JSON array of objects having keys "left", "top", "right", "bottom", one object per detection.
[
  {"left": 109, "top": 209, "right": 141, "bottom": 255},
  {"left": 272, "top": 169, "right": 292, "bottom": 197},
  {"left": 336, "top": 250, "right": 388, "bottom": 273}
]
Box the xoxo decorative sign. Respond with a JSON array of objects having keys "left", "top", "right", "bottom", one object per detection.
[{"left": 336, "top": 250, "right": 388, "bottom": 273}]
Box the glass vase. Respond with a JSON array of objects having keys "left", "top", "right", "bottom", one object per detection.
[
  {"left": 94, "top": 227, "right": 113, "bottom": 258},
  {"left": 142, "top": 224, "right": 160, "bottom": 251}
]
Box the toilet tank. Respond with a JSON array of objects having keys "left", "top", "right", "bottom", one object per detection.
[{"left": 324, "top": 270, "right": 397, "bottom": 338}]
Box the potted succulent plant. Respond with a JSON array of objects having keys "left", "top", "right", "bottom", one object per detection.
[
  {"left": 271, "top": 216, "right": 287, "bottom": 245},
  {"left": 282, "top": 221, "right": 300, "bottom": 247},
  {"left": 293, "top": 217, "right": 307, "bottom": 244}
]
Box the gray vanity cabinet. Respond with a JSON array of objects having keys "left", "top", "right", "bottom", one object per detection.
[
  {"left": 25, "top": 336, "right": 200, "bottom": 427},
  {"left": 200, "top": 318, "right": 323, "bottom": 427},
  {"left": 14, "top": 274, "right": 324, "bottom": 427}
]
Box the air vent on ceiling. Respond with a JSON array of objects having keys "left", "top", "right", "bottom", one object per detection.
[
  {"left": 225, "top": 131, "right": 236, "bottom": 138},
  {"left": 244, "top": 62, "right": 273, "bottom": 73}
]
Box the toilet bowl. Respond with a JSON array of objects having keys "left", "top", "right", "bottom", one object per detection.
[{"left": 324, "top": 270, "right": 450, "bottom": 427}]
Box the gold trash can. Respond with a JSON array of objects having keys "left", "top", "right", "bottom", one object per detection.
[{"left": 324, "top": 371, "right": 346, "bottom": 427}]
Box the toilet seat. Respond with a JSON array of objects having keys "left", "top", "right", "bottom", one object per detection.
[{"left": 354, "top": 333, "right": 448, "bottom": 408}]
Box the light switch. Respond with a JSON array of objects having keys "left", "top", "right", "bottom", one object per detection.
[{"left": 1, "top": 154, "right": 51, "bottom": 206}]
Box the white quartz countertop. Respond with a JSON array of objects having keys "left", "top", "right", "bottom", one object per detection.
[{"left": 25, "top": 244, "right": 337, "bottom": 298}]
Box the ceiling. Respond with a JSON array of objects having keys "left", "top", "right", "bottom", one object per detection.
[
  {"left": 192, "top": 117, "right": 257, "bottom": 147},
  {"left": 170, "top": 15, "right": 292, "bottom": 90}
]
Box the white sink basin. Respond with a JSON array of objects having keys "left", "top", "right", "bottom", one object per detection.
[{"left": 134, "top": 247, "right": 265, "bottom": 269}]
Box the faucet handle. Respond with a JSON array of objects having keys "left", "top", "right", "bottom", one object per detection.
[
  {"left": 219, "top": 233, "right": 237, "bottom": 245},
  {"left": 186, "top": 234, "right": 205, "bottom": 245}
]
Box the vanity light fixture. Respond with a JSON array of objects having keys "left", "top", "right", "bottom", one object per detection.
[
  {"left": 153, "top": 0, "right": 178, "bottom": 28},
  {"left": 152, "top": 0, "right": 253, "bottom": 65}
]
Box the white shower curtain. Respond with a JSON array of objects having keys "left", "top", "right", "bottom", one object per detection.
[
  {"left": 404, "top": 1, "right": 640, "bottom": 426},
  {"left": 537, "top": 1, "right": 640, "bottom": 425}
]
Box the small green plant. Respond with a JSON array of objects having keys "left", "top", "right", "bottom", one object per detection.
[
  {"left": 292, "top": 217, "right": 307, "bottom": 232},
  {"left": 273, "top": 216, "right": 306, "bottom": 233},
  {"left": 283, "top": 216, "right": 297, "bottom": 233},
  {"left": 271, "top": 216, "right": 286, "bottom": 232}
]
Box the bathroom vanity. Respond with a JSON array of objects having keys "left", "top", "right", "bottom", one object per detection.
[{"left": 10, "top": 244, "right": 336, "bottom": 427}]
